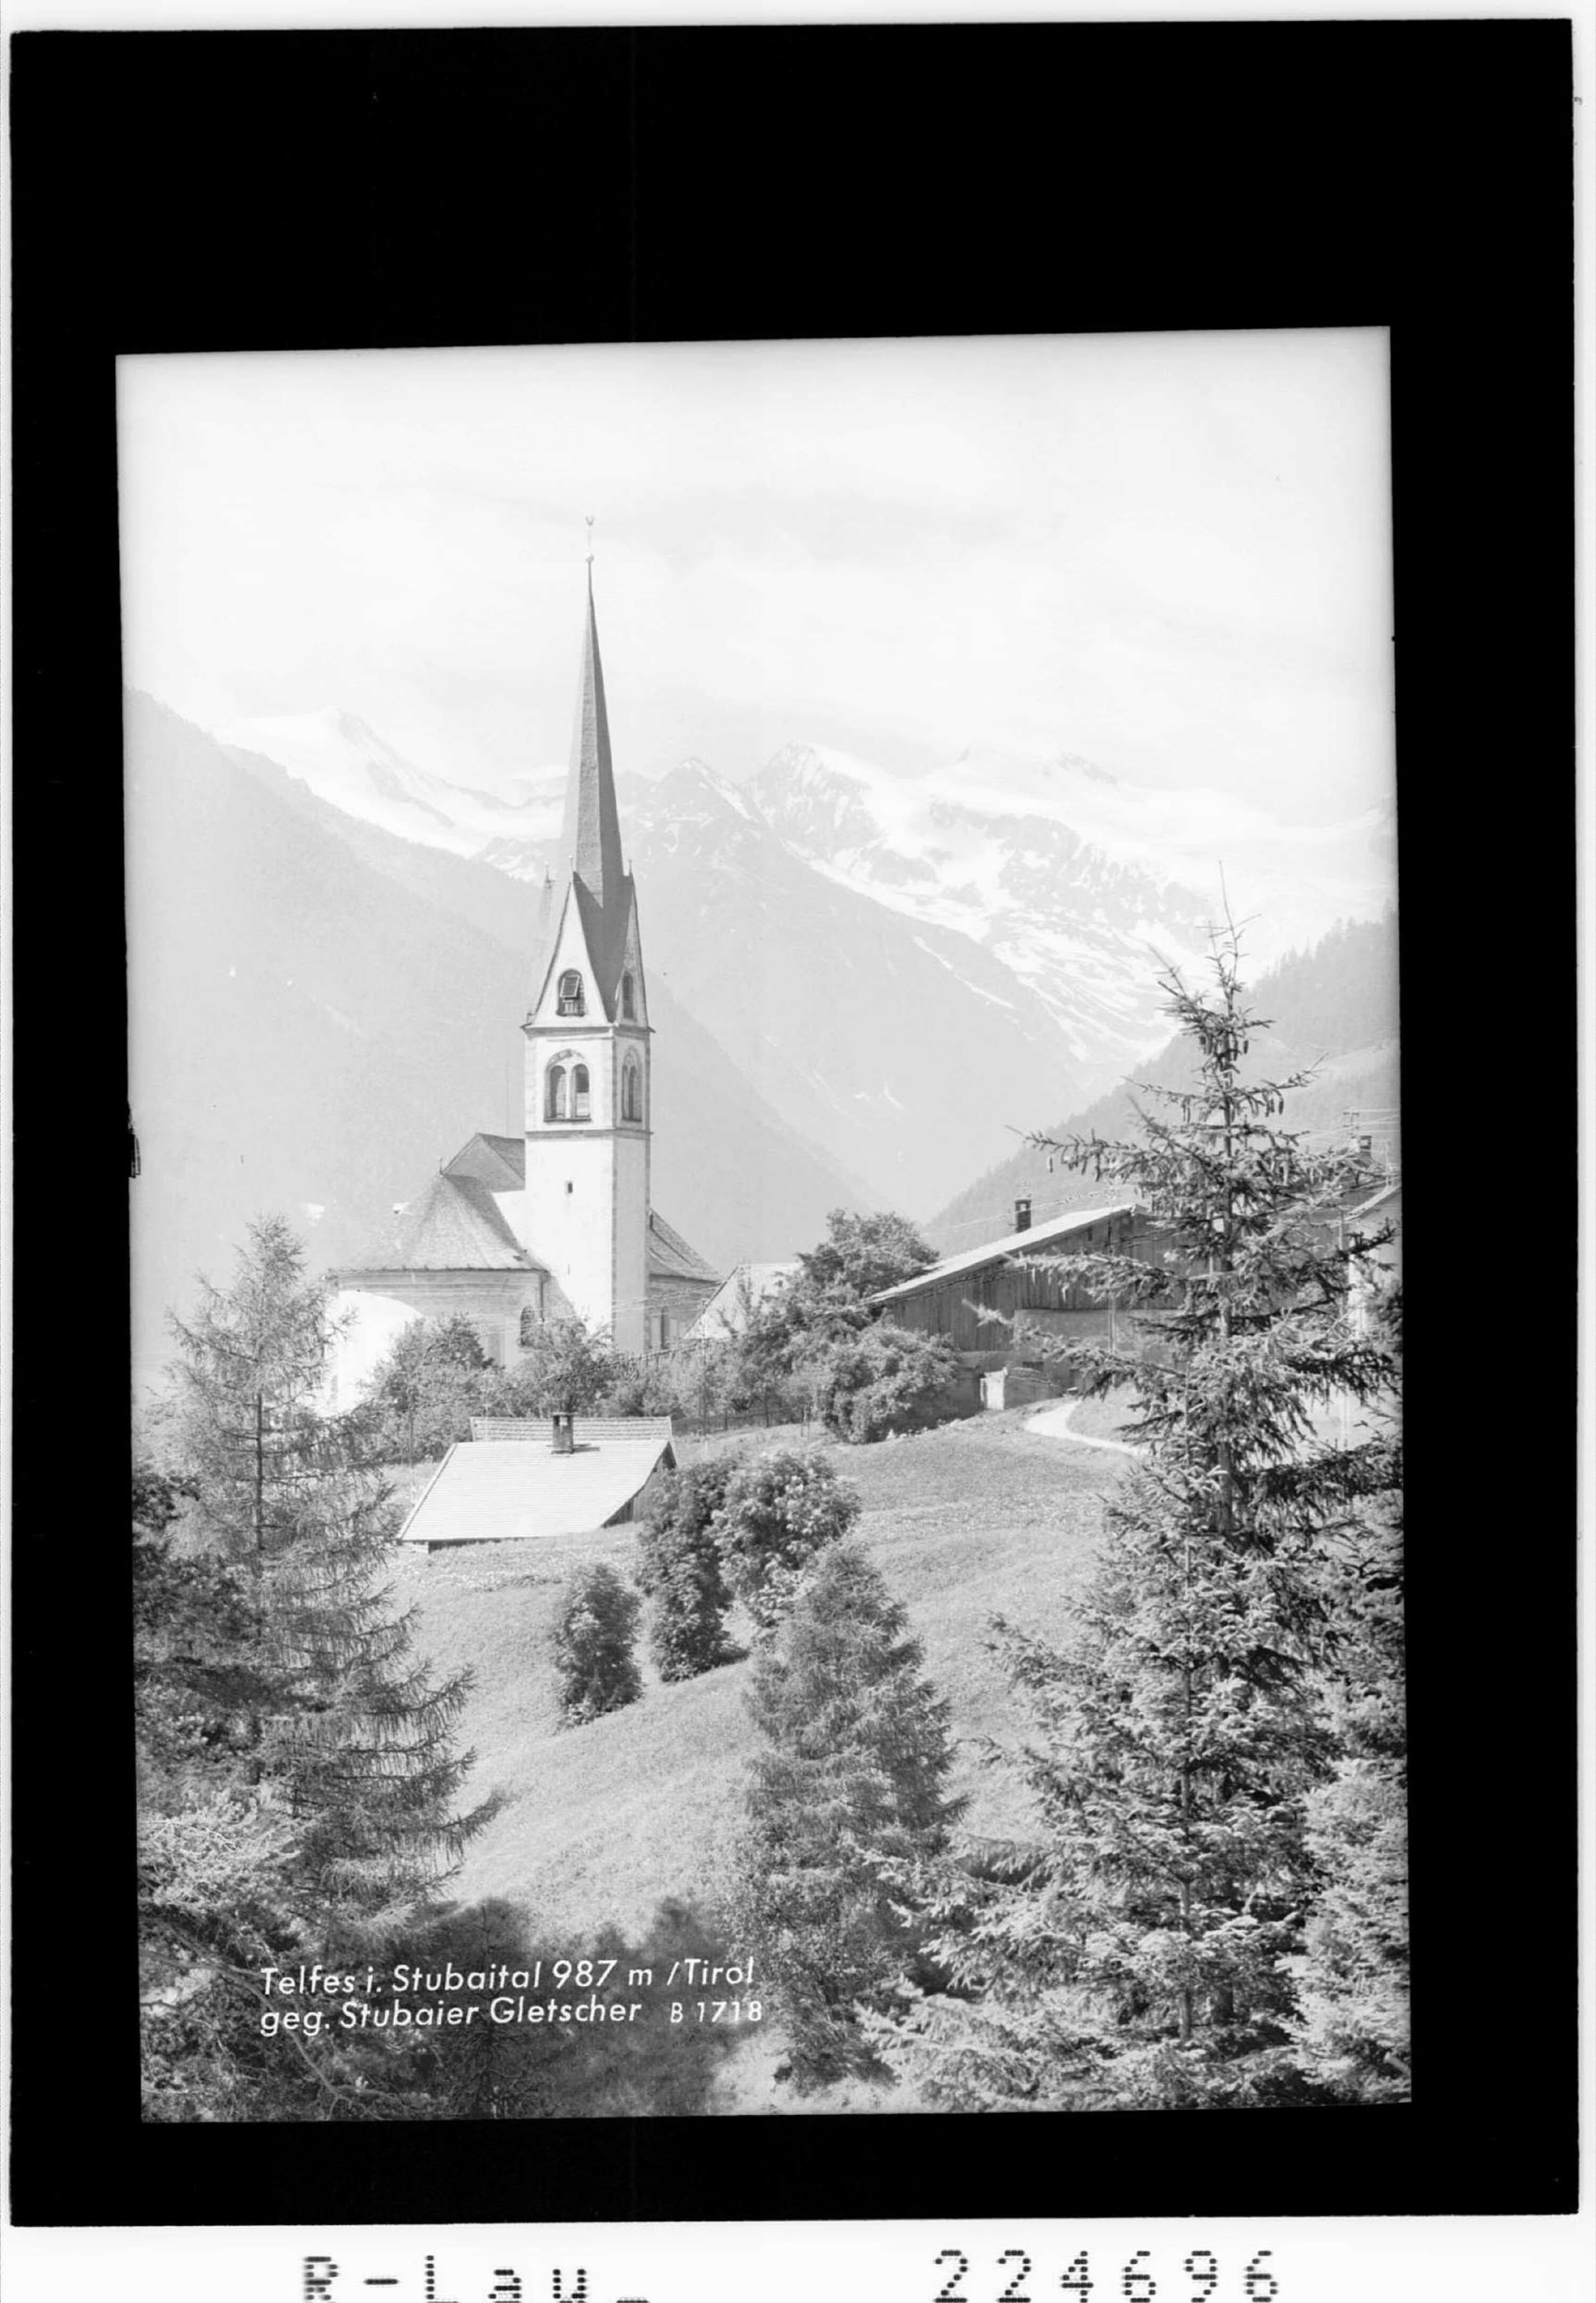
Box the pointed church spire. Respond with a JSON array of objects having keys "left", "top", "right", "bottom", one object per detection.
[{"left": 561, "top": 525, "right": 626, "bottom": 911}]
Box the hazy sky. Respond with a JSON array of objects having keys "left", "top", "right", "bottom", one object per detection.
[{"left": 118, "top": 331, "right": 1394, "bottom": 830}]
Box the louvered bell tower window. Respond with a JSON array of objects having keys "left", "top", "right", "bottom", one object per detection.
[
  {"left": 621, "top": 971, "right": 636, "bottom": 1020},
  {"left": 558, "top": 969, "right": 586, "bottom": 1017},
  {"left": 545, "top": 1059, "right": 591, "bottom": 1122}
]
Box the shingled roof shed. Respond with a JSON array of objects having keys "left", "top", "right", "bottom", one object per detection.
[{"left": 398, "top": 1417, "right": 678, "bottom": 1549}]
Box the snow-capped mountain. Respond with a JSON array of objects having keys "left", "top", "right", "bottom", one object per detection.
[
  {"left": 479, "top": 747, "right": 1227, "bottom": 1089},
  {"left": 749, "top": 740, "right": 1395, "bottom": 1018},
  {"left": 215, "top": 706, "right": 563, "bottom": 858},
  {"left": 746, "top": 742, "right": 1218, "bottom": 1076},
  {"left": 210, "top": 705, "right": 1393, "bottom": 1214},
  {"left": 1002, "top": 746, "right": 1399, "bottom": 962}
]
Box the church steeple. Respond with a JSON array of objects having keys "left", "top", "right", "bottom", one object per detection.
[
  {"left": 562, "top": 551, "right": 626, "bottom": 913},
  {"left": 332, "top": 539, "right": 719, "bottom": 1381},
  {"left": 518, "top": 541, "right": 653, "bottom": 1355}
]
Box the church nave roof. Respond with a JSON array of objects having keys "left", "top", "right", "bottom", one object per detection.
[{"left": 339, "top": 1167, "right": 535, "bottom": 1275}]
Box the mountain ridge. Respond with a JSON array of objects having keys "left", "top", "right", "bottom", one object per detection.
[
  {"left": 220, "top": 702, "right": 1368, "bottom": 1109},
  {"left": 925, "top": 911, "right": 1400, "bottom": 1252}
]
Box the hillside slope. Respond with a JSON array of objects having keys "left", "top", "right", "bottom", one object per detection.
[{"left": 400, "top": 1417, "right": 1119, "bottom": 1947}]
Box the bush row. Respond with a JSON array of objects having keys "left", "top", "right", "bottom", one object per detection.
[{"left": 554, "top": 1448, "right": 861, "bottom": 1723}]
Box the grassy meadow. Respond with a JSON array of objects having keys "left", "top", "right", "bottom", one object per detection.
[{"left": 389, "top": 1408, "right": 1126, "bottom": 2110}]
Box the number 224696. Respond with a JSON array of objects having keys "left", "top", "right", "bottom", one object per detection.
[{"left": 934, "top": 2248, "right": 1279, "bottom": 2301}]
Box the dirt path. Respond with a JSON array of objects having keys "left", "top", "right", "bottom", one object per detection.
[{"left": 1026, "top": 1398, "right": 1143, "bottom": 1456}]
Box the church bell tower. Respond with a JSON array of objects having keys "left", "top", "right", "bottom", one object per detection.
[{"left": 519, "top": 552, "right": 652, "bottom": 1354}]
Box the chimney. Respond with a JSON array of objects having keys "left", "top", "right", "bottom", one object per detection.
[
  {"left": 1014, "top": 1198, "right": 1032, "bottom": 1233},
  {"left": 551, "top": 1410, "right": 575, "bottom": 1454}
]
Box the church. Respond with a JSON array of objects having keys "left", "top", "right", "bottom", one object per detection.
[{"left": 330, "top": 566, "right": 721, "bottom": 1366}]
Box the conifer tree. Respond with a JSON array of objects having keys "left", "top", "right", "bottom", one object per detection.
[
  {"left": 729, "top": 1540, "right": 964, "bottom": 2088},
  {"left": 635, "top": 1459, "right": 738, "bottom": 1680},
  {"left": 135, "top": 1458, "right": 307, "bottom": 2120},
  {"left": 1285, "top": 1458, "right": 1409, "bottom": 2099},
  {"left": 161, "top": 1217, "right": 490, "bottom": 1951},
  {"left": 873, "top": 926, "right": 1403, "bottom": 2108}
]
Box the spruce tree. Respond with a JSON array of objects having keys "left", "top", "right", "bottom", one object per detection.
[
  {"left": 1285, "top": 1465, "right": 1409, "bottom": 2099},
  {"left": 635, "top": 1459, "right": 738, "bottom": 1680},
  {"left": 729, "top": 1540, "right": 964, "bottom": 2089},
  {"left": 874, "top": 927, "right": 1403, "bottom": 2108}
]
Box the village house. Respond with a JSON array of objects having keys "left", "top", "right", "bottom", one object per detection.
[
  {"left": 875, "top": 1171, "right": 1401, "bottom": 1411},
  {"left": 871, "top": 1196, "right": 1145, "bottom": 1406},
  {"left": 681, "top": 1259, "right": 803, "bottom": 1344}
]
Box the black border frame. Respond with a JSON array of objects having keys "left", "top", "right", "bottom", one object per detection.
[{"left": 9, "top": 19, "right": 1577, "bottom": 2227}]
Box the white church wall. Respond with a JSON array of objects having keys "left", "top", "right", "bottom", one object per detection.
[
  {"left": 331, "top": 1271, "right": 545, "bottom": 1371},
  {"left": 611, "top": 1122, "right": 651, "bottom": 1353},
  {"left": 320, "top": 1289, "right": 422, "bottom": 1411}
]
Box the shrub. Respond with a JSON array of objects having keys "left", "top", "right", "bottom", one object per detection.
[
  {"left": 635, "top": 1461, "right": 739, "bottom": 1680},
  {"left": 553, "top": 1564, "right": 642, "bottom": 1725},
  {"left": 601, "top": 1355, "right": 677, "bottom": 1418},
  {"left": 366, "top": 1313, "right": 493, "bottom": 1460},
  {"left": 803, "top": 1321, "right": 960, "bottom": 1443},
  {"left": 715, "top": 1449, "right": 860, "bottom": 1636},
  {"left": 487, "top": 1320, "right": 614, "bottom": 1417},
  {"left": 729, "top": 1212, "right": 938, "bottom": 1389}
]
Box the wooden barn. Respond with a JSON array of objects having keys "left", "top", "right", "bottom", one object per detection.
[
  {"left": 871, "top": 1199, "right": 1144, "bottom": 1367},
  {"left": 874, "top": 1174, "right": 1400, "bottom": 1411}
]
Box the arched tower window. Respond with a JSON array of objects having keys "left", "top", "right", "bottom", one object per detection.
[
  {"left": 545, "top": 1062, "right": 567, "bottom": 1121},
  {"left": 622, "top": 1057, "right": 642, "bottom": 1124},
  {"left": 519, "top": 1304, "right": 539, "bottom": 1347},
  {"left": 558, "top": 969, "right": 586, "bottom": 1017},
  {"left": 572, "top": 1063, "right": 591, "bottom": 1120},
  {"left": 620, "top": 971, "right": 636, "bottom": 1020}
]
